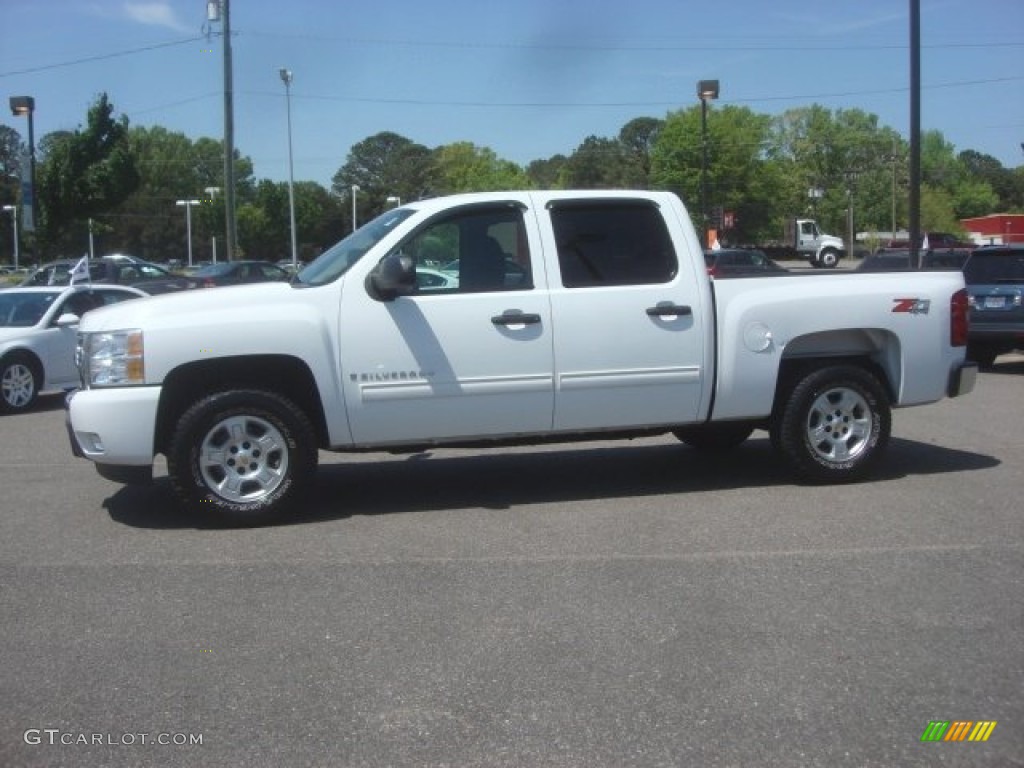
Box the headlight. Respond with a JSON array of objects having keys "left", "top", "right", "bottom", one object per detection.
[{"left": 78, "top": 329, "right": 145, "bottom": 387}]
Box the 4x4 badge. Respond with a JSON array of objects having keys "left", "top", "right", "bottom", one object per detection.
[{"left": 892, "top": 298, "right": 931, "bottom": 315}]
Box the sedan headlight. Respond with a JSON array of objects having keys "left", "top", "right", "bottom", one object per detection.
[{"left": 78, "top": 329, "right": 145, "bottom": 387}]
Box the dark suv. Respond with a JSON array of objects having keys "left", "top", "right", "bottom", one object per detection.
[{"left": 963, "top": 244, "right": 1024, "bottom": 367}]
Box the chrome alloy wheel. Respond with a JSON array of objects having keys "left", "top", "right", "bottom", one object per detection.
[
  {"left": 805, "top": 386, "right": 873, "bottom": 464},
  {"left": 199, "top": 414, "right": 290, "bottom": 503},
  {"left": 2, "top": 362, "right": 36, "bottom": 409}
]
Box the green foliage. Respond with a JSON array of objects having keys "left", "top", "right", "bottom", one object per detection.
[
  {"left": 526, "top": 155, "right": 568, "bottom": 189},
  {"left": 432, "top": 142, "right": 530, "bottom": 194},
  {"left": 920, "top": 185, "right": 963, "bottom": 232},
  {"left": 332, "top": 132, "right": 435, "bottom": 223},
  {"left": 18, "top": 92, "right": 1020, "bottom": 264},
  {"left": 561, "top": 135, "right": 633, "bottom": 188},
  {"left": 36, "top": 94, "right": 139, "bottom": 253},
  {"left": 618, "top": 117, "right": 663, "bottom": 188}
]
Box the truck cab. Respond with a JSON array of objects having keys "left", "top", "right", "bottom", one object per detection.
[{"left": 792, "top": 219, "right": 845, "bottom": 268}]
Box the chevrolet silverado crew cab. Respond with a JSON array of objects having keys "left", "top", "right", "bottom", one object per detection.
[{"left": 67, "top": 191, "right": 977, "bottom": 524}]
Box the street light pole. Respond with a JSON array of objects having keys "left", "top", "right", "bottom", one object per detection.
[
  {"left": 351, "top": 185, "right": 360, "bottom": 232},
  {"left": 697, "top": 80, "right": 719, "bottom": 250},
  {"left": 2, "top": 204, "right": 18, "bottom": 269},
  {"left": 279, "top": 68, "right": 299, "bottom": 270},
  {"left": 176, "top": 199, "right": 201, "bottom": 266},
  {"left": 9, "top": 96, "right": 36, "bottom": 235}
]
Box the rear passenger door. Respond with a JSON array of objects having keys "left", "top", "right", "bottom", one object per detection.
[{"left": 541, "top": 198, "right": 706, "bottom": 431}]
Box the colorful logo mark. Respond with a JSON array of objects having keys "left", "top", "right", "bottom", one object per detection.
[{"left": 921, "top": 721, "right": 997, "bottom": 742}]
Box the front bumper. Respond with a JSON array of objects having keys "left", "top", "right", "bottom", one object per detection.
[{"left": 65, "top": 386, "right": 161, "bottom": 484}]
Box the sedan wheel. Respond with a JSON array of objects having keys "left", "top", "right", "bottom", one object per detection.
[{"left": 1, "top": 356, "right": 40, "bottom": 412}]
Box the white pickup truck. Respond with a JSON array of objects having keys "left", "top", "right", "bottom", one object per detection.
[{"left": 67, "top": 190, "right": 977, "bottom": 524}]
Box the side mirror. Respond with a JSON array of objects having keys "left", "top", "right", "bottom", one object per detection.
[
  {"left": 55, "top": 312, "right": 81, "bottom": 328},
  {"left": 366, "top": 253, "right": 416, "bottom": 302}
]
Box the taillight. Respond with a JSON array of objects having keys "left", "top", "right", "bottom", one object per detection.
[{"left": 950, "top": 288, "right": 968, "bottom": 347}]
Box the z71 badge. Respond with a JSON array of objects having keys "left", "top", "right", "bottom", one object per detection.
[{"left": 892, "top": 298, "right": 931, "bottom": 315}]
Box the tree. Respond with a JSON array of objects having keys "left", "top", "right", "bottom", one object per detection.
[
  {"left": 526, "top": 155, "right": 568, "bottom": 188},
  {"left": 561, "top": 135, "right": 632, "bottom": 188},
  {"left": 959, "top": 150, "right": 1023, "bottom": 212},
  {"left": 432, "top": 142, "right": 530, "bottom": 194},
  {"left": 331, "top": 132, "right": 435, "bottom": 222},
  {"left": 100, "top": 128, "right": 255, "bottom": 262},
  {"left": 653, "top": 104, "right": 778, "bottom": 242},
  {"left": 618, "top": 117, "right": 663, "bottom": 188},
  {"left": 0, "top": 124, "right": 24, "bottom": 263},
  {"left": 768, "top": 106, "right": 906, "bottom": 239},
  {"left": 36, "top": 93, "right": 139, "bottom": 252}
]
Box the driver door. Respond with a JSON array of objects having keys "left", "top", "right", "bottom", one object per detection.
[{"left": 338, "top": 203, "right": 555, "bottom": 445}]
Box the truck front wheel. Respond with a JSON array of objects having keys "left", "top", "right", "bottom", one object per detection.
[
  {"left": 773, "top": 365, "right": 890, "bottom": 483},
  {"left": 818, "top": 249, "right": 840, "bottom": 268},
  {"left": 167, "top": 390, "right": 318, "bottom": 525}
]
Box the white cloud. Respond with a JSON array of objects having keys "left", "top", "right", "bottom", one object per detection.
[{"left": 122, "top": 2, "right": 192, "bottom": 33}]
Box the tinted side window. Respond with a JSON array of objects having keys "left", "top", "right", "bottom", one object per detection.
[{"left": 550, "top": 202, "right": 677, "bottom": 288}]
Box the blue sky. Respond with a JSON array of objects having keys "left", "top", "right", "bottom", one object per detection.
[{"left": 1, "top": 0, "right": 1022, "bottom": 190}]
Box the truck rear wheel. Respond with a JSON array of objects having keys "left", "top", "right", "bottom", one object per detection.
[
  {"left": 168, "top": 390, "right": 318, "bottom": 525},
  {"left": 773, "top": 365, "right": 890, "bottom": 483}
]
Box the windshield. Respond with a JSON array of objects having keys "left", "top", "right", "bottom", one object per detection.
[
  {"left": 0, "top": 291, "right": 59, "bottom": 327},
  {"left": 296, "top": 208, "right": 415, "bottom": 286}
]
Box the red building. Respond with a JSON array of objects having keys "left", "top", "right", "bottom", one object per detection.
[{"left": 961, "top": 214, "right": 1024, "bottom": 245}]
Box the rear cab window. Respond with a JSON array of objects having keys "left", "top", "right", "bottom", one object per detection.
[{"left": 548, "top": 200, "right": 677, "bottom": 288}]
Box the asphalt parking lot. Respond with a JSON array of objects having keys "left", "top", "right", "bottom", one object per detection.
[{"left": 2, "top": 356, "right": 1022, "bottom": 767}]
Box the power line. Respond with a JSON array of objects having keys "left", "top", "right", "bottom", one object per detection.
[
  {"left": 234, "top": 75, "right": 1022, "bottom": 110},
  {"left": 242, "top": 30, "right": 1023, "bottom": 53},
  {"left": 0, "top": 36, "right": 207, "bottom": 78}
]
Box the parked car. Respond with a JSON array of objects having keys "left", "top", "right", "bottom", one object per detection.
[
  {"left": 962, "top": 244, "right": 1024, "bottom": 367},
  {"left": 0, "top": 284, "right": 149, "bottom": 412},
  {"left": 20, "top": 258, "right": 192, "bottom": 294},
  {"left": 703, "top": 248, "right": 787, "bottom": 277},
  {"left": 416, "top": 267, "right": 459, "bottom": 291},
  {"left": 884, "top": 232, "right": 975, "bottom": 250},
  {"left": 189, "top": 260, "right": 292, "bottom": 287},
  {"left": 856, "top": 249, "right": 971, "bottom": 272}
]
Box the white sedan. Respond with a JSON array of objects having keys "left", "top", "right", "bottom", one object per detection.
[{"left": 0, "top": 285, "right": 149, "bottom": 413}]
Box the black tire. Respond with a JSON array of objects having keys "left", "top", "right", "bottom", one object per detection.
[
  {"left": 819, "top": 249, "right": 840, "bottom": 268},
  {"left": 167, "top": 390, "right": 318, "bottom": 525},
  {"left": 966, "top": 345, "right": 998, "bottom": 369},
  {"left": 674, "top": 423, "right": 754, "bottom": 451},
  {"left": 772, "top": 365, "right": 890, "bottom": 483},
  {"left": 0, "top": 353, "right": 41, "bottom": 413}
]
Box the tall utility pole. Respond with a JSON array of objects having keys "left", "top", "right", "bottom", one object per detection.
[
  {"left": 909, "top": 0, "right": 921, "bottom": 268},
  {"left": 209, "top": 0, "right": 237, "bottom": 260}
]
